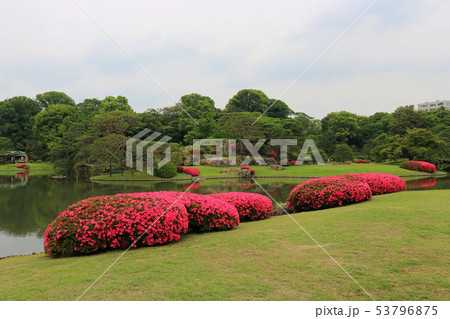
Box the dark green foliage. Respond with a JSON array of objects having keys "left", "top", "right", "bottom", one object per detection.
[{"left": 155, "top": 161, "right": 177, "bottom": 178}]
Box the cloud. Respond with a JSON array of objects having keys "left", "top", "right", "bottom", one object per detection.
[{"left": 0, "top": 0, "right": 449, "bottom": 118}]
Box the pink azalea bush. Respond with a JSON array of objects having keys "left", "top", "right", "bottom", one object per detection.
[
  {"left": 340, "top": 173, "right": 406, "bottom": 195},
  {"left": 269, "top": 152, "right": 278, "bottom": 159},
  {"left": 153, "top": 191, "right": 240, "bottom": 232},
  {"left": 356, "top": 159, "right": 370, "bottom": 164},
  {"left": 44, "top": 193, "right": 189, "bottom": 257},
  {"left": 183, "top": 167, "right": 200, "bottom": 176},
  {"left": 287, "top": 177, "right": 372, "bottom": 213},
  {"left": 241, "top": 165, "right": 250, "bottom": 170},
  {"left": 209, "top": 192, "right": 273, "bottom": 221},
  {"left": 400, "top": 160, "right": 436, "bottom": 173},
  {"left": 289, "top": 160, "right": 301, "bottom": 166}
]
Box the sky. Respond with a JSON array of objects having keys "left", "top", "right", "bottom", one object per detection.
[{"left": 0, "top": 0, "right": 449, "bottom": 119}]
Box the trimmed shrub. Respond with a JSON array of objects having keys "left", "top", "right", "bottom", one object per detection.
[
  {"left": 269, "top": 152, "right": 278, "bottom": 159},
  {"left": 155, "top": 161, "right": 177, "bottom": 178},
  {"left": 44, "top": 193, "right": 189, "bottom": 256},
  {"left": 289, "top": 160, "right": 301, "bottom": 166},
  {"left": 340, "top": 173, "right": 406, "bottom": 195},
  {"left": 356, "top": 159, "right": 370, "bottom": 164},
  {"left": 249, "top": 168, "right": 255, "bottom": 174},
  {"left": 209, "top": 192, "right": 273, "bottom": 221},
  {"left": 154, "top": 191, "right": 239, "bottom": 232},
  {"left": 241, "top": 165, "right": 250, "bottom": 170},
  {"left": 22, "top": 165, "right": 30, "bottom": 170},
  {"left": 287, "top": 177, "right": 372, "bottom": 213},
  {"left": 400, "top": 160, "right": 436, "bottom": 173},
  {"left": 183, "top": 167, "right": 200, "bottom": 176},
  {"left": 176, "top": 166, "right": 184, "bottom": 173},
  {"left": 16, "top": 164, "right": 23, "bottom": 168}
]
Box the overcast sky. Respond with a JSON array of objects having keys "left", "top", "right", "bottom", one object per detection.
[{"left": 1, "top": 0, "right": 449, "bottom": 118}]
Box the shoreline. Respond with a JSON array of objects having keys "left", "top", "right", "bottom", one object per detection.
[{"left": 90, "top": 173, "right": 447, "bottom": 182}]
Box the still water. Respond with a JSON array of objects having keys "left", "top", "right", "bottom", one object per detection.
[{"left": 0, "top": 174, "right": 448, "bottom": 258}]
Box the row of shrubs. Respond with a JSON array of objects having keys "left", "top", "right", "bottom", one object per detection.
[
  {"left": 400, "top": 160, "right": 436, "bottom": 173},
  {"left": 287, "top": 173, "right": 407, "bottom": 212},
  {"left": 16, "top": 164, "right": 30, "bottom": 170},
  {"left": 44, "top": 191, "right": 273, "bottom": 256},
  {"left": 152, "top": 162, "right": 201, "bottom": 178}
]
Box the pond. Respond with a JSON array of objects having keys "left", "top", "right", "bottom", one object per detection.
[{"left": 0, "top": 174, "right": 448, "bottom": 258}]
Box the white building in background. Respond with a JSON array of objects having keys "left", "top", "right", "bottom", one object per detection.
[{"left": 417, "top": 100, "right": 450, "bottom": 111}]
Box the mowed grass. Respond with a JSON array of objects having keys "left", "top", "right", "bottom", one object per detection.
[
  {"left": 93, "top": 163, "right": 433, "bottom": 181},
  {"left": 0, "top": 190, "right": 448, "bottom": 301},
  {"left": 0, "top": 163, "right": 54, "bottom": 175}
]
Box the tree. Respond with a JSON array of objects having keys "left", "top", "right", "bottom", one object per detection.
[
  {"left": 76, "top": 98, "right": 102, "bottom": 118},
  {"left": 0, "top": 137, "right": 13, "bottom": 152},
  {"left": 33, "top": 104, "right": 78, "bottom": 147},
  {"left": 0, "top": 96, "right": 41, "bottom": 150},
  {"left": 370, "top": 133, "right": 404, "bottom": 162},
  {"left": 389, "top": 105, "right": 422, "bottom": 136},
  {"left": 85, "top": 134, "right": 127, "bottom": 176},
  {"left": 36, "top": 91, "right": 75, "bottom": 108},
  {"left": 50, "top": 122, "right": 86, "bottom": 176},
  {"left": 99, "top": 96, "right": 133, "bottom": 114},
  {"left": 225, "top": 89, "right": 270, "bottom": 113},
  {"left": 333, "top": 144, "right": 353, "bottom": 162},
  {"left": 320, "top": 111, "right": 359, "bottom": 155},
  {"left": 402, "top": 128, "right": 442, "bottom": 160},
  {"left": 265, "top": 99, "right": 294, "bottom": 119},
  {"left": 178, "top": 93, "right": 218, "bottom": 143}
]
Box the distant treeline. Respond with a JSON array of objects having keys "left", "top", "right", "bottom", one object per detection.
[{"left": 0, "top": 89, "right": 448, "bottom": 174}]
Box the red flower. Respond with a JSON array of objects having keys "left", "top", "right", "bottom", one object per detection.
[
  {"left": 241, "top": 165, "right": 250, "bottom": 170},
  {"left": 209, "top": 192, "right": 273, "bottom": 221}
]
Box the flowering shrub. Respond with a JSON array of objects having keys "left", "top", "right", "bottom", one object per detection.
[
  {"left": 176, "top": 166, "right": 184, "bottom": 173},
  {"left": 231, "top": 143, "right": 236, "bottom": 149},
  {"left": 341, "top": 173, "right": 406, "bottom": 195},
  {"left": 269, "top": 152, "right": 278, "bottom": 159},
  {"left": 209, "top": 192, "right": 273, "bottom": 221},
  {"left": 400, "top": 161, "right": 436, "bottom": 173},
  {"left": 183, "top": 167, "right": 200, "bottom": 176},
  {"left": 356, "top": 159, "right": 370, "bottom": 164},
  {"left": 241, "top": 165, "right": 250, "bottom": 170},
  {"left": 154, "top": 192, "right": 239, "bottom": 232},
  {"left": 287, "top": 177, "right": 372, "bottom": 212},
  {"left": 22, "top": 165, "right": 30, "bottom": 170},
  {"left": 208, "top": 192, "right": 273, "bottom": 221},
  {"left": 406, "top": 178, "right": 436, "bottom": 190},
  {"left": 289, "top": 160, "right": 301, "bottom": 166},
  {"left": 249, "top": 168, "right": 255, "bottom": 174},
  {"left": 44, "top": 193, "right": 189, "bottom": 256},
  {"left": 16, "top": 164, "right": 23, "bottom": 168}
]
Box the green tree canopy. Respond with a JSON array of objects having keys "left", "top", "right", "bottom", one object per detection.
[
  {"left": 0, "top": 96, "right": 42, "bottom": 149},
  {"left": 99, "top": 96, "right": 133, "bottom": 114},
  {"left": 225, "top": 89, "right": 270, "bottom": 113},
  {"left": 389, "top": 105, "right": 422, "bottom": 136},
  {"left": 36, "top": 91, "right": 76, "bottom": 108}
]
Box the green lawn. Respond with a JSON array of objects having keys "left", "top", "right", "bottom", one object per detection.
[
  {"left": 1, "top": 190, "right": 448, "bottom": 301},
  {"left": 0, "top": 162, "right": 54, "bottom": 174},
  {"left": 92, "top": 163, "right": 435, "bottom": 181}
]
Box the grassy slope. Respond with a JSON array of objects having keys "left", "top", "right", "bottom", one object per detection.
[
  {"left": 0, "top": 190, "right": 448, "bottom": 301},
  {"left": 92, "top": 163, "right": 433, "bottom": 181}
]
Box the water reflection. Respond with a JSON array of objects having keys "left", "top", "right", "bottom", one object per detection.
[{"left": 0, "top": 174, "right": 448, "bottom": 257}]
